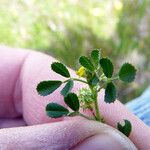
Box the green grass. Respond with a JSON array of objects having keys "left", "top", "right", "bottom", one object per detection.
[{"left": 0, "top": 0, "right": 118, "bottom": 66}]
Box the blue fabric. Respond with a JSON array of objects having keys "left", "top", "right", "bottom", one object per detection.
[{"left": 126, "top": 86, "right": 150, "bottom": 126}]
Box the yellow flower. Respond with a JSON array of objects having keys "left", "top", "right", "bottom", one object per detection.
[{"left": 76, "top": 66, "right": 85, "bottom": 77}]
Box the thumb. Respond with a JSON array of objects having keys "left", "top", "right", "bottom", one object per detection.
[{"left": 0, "top": 119, "right": 136, "bottom": 150}]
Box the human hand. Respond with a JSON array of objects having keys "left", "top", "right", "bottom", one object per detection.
[{"left": 0, "top": 46, "right": 149, "bottom": 150}]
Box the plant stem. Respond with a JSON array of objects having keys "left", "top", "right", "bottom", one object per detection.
[
  {"left": 97, "top": 83, "right": 106, "bottom": 92},
  {"left": 63, "top": 78, "right": 88, "bottom": 84},
  {"left": 97, "top": 76, "right": 119, "bottom": 92},
  {"left": 72, "top": 78, "right": 88, "bottom": 84},
  {"left": 78, "top": 112, "right": 94, "bottom": 120},
  {"left": 111, "top": 76, "right": 119, "bottom": 81},
  {"left": 90, "top": 86, "right": 102, "bottom": 122},
  {"left": 89, "top": 108, "right": 97, "bottom": 120},
  {"left": 94, "top": 92, "right": 102, "bottom": 122}
]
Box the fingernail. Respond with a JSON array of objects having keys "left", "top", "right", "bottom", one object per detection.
[{"left": 73, "top": 132, "right": 136, "bottom": 150}]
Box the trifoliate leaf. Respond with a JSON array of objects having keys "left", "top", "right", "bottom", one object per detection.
[
  {"left": 51, "top": 62, "right": 70, "bottom": 78},
  {"left": 100, "top": 58, "right": 114, "bottom": 78},
  {"left": 79, "top": 56, "right": 95, "bottom": 71},
  {"left": 64, "top": 93, "right": 80, "bottom": 111},
  {"left": 61, "top": 80, "right": 74, "bottom": 97},
  {"left": 37, "top": 80, "right": 62, "bottom": 96},
  {"left": 117, "top": 120, "right": 132, "bottom": 137},
  {"left": 46, "top": 103, "right": 69, "bottom": 118},
  {"left": 119, "top": 63, "right": 136, "bottom": 83},
  {"left": 105, "top": 82, "right": 116, "bottom": 103},
  {"left": 91, "top": 49, "right": 100, "bottom": 69},
  {"left": 86, "top": 70, "right": 93, "bottom": 83}
]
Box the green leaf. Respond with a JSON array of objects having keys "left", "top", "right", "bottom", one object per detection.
[
  {"left": 105, "top": 82, "right": 116, "bottom": 103},
  {"left": 89, "top": 74, "right": 99, "bottom": 86},
  {"left": 79, "top": 56, "right": 95, "bottom": 71},
  {"left": 119, "top": 63, "right": 137, "bottom": 83},
  {"left": 86, "top": 70, "right": 93, "bottom": 83},
  {"left": 61, "top": 80, "right": 74, "bottom": 97},
  {"left": 117, "top": 120, "right": 132, "bottom": 137},
  {"left": 91, "top": 49, "right": 100, "bottom": 69},
  {"left": 37, "top": 80, "right": 62, "bottom": 96},
  {"left": 46, "top": 103, "right": 69, "bottom": 118},
  {"left": 64, "top": 93, "right": 80, "bottom": 111},
  {"left": 100, "top": 58, "right": 114, "bottom": 78},
  {"left": 51, "top": 62, "right": 70, "bottom": 78}
]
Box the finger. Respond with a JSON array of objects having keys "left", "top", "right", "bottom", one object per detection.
[
  {"left": 0, "top": 46, "right": 79, "bottom": 121},
  {"left": 98, "top": 90, "right": 150, "bottom": 149},
  {"left": 0, "top": 46, "right": 30, "bottom": 118},
  {"left": 20, "top": 49, "right": 82, "bottom": 124},
  {"left": 19, "top": 49, "right": 150, "bottom": 149},
  {"left": 0, "top": 47, "right": 149, "bottom": 149},
  {"left": 0, "top": 118, "right": 26, "bottom": 128},
  {"left": 0, "top": 119, "right": 136, "bottom": 150}
]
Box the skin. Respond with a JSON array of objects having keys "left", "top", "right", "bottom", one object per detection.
[{"left": 0, "top": 46, "right": 149, "bottom": 150}]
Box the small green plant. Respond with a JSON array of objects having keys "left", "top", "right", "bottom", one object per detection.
[{"left": 37, "top": 49, "right": 136, "bottom": 137}]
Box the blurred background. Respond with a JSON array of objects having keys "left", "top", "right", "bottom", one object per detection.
[{"left": 0, "top": 0, "right": 149, "bottom": 103}]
